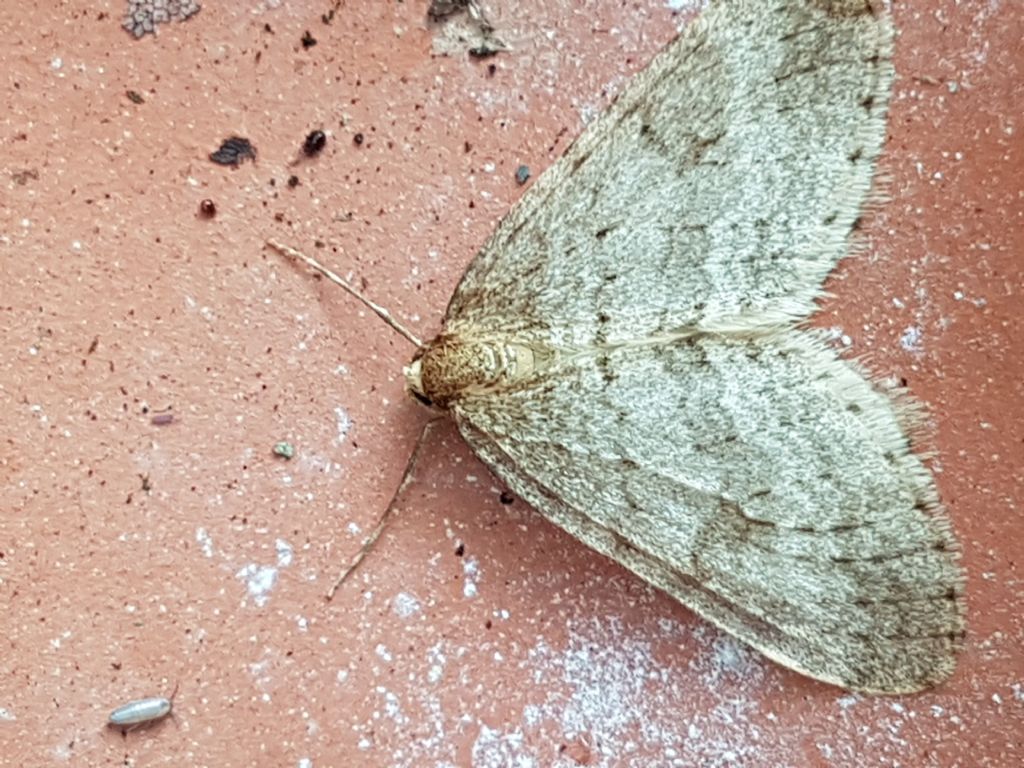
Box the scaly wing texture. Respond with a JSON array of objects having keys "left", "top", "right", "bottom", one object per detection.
[
  {"left": 453, "top": 334, "right": 964, "bottom": 693},
  {"left": 445, "top": 0, "right": 894, "bottom": 346}
]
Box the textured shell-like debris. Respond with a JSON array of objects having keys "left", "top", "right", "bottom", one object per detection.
[{"left": 123, "top": 0, "right": 201, "bottom": 38}]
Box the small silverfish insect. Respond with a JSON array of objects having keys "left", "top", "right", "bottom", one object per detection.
[{"left": 108, "top": 683, "right": 178, "bottom": 728}]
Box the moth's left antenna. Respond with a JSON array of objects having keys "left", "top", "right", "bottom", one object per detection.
[{"left": 266, "top": 240, "right": 424, "bottom": 349}]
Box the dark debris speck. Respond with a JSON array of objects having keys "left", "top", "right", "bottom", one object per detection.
[
  {"left": 209, "top": 136, "right": 256, "bottom": 166},
  {"left": 515, "top": 165, "right": 531, "bottom": 185},
  {"left": 301, "top": 30, "right": 317, "bottom": 48},
  {"left": 303, "top": 130, "right": 327, "bottom": 156}
]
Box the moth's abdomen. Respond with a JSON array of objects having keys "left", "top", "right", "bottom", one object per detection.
[{"left": 406, "top": 335, "right": 550, "bottom": 408}]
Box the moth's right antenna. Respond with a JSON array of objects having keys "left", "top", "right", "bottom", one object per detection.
[{"left": 266, "top": 240, "right": 424, "bottom": 349}]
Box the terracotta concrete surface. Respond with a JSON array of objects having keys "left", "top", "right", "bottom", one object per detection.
[{"left": 1, "top": 1, "right": 1021, "bottom": 766}]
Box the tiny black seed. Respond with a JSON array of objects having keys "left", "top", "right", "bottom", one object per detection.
[
  {"left": 353, "top": 132, "right": 365, "bottom": 146},
  {"left": 499, "top": 491, "right": 514, "bottom": 505},
  {"left": 454, "top": 543, "right": 465, "bottom": 557},
  {"left": 287, "top": 175, "right": 300, "bottom": 188},
  {"left": 199, "top": 199, "right": 216, "bottom": 217},
  {"left": 301, "top": 30, "right": 317, "bottom": 48}
]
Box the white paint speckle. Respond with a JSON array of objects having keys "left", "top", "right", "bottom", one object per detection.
[
  {"left": 392, "top": 591, "right": 421, "bottom": 618},
  {"left": 334, "top": 406, "right": 353, "bottom": 443},
  {"left": 298, "top": 759, "right": 313, "bottom": 768},
  {"left": 195, "top": 527, "right": 214, "bottom": 558},
  {"left": 236, "top": 564, "right": 278, "bottom": 607},
  {"left": 375, "top": 643, "right": 393, "bottom": 662},
  {"left": 427, "top": 641, "right": 446, "bottom": 684},
  {"left": 377, "top": 687, "right": 408, "bottom": 725},
  {"left": 665, "top": 0, "right": 707, "bottom": 10},
  {"left": 276, "top": 538, "right": 294, "bottom": 567},
  {"left": 0, "top": 707, "right": 15, "bottom": 721},
  {"left": 837, "top": 695, "right": 859, "bottom": 710},
  {"left": 462, "top": 557, "right": 480, "bottom": 598},
  {"left": 899, "top": 325, "right": 923, "bottom": 353},
  {"left": 472, "top": 725, "right": 536, "bottom": 768}
]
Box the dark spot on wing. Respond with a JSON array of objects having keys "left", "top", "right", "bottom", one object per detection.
[{"left": 597, "top": 353, "right": 617, "bottom": 384}]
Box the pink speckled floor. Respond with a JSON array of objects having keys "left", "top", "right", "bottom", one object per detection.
[{"left": 1, "top": 2, "right": 1021, "bottom": 766}]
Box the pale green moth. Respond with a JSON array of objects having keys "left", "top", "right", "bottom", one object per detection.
[{"left": 270, "top": 0, "right": 965, "bottom": 694}]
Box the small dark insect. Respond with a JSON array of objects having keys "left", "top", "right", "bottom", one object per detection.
[
  {"left": 303, "top": 130, "right": 327, "bottom": 156},
  {"left": 301, "top": 30, "right": 317, "bottom": 48},
  {"left": 287, "top": 175, "right": 300, "bottom": 188},
  {"left": 353, "top": 132, "right": 365, "bottom": 146},
  {"left": 209, "top": 137, "right": 256, "bottom": 167},
  {"left": 151, "top": 412, "right": 174, "bottom": 426},
  {"left": 515, "top": 165, "right": 531, "bottom": 185},
  {"left": 199, "top": 199, "right": 217, "bottom": 217},
  {"left": 126, "top": 90, "right": 145, "bottom": 104},
  {"left": 499, "top": 490, "right": 515, "bottom": 505}
]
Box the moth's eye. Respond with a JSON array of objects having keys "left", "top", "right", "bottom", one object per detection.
[{"left": 411, "top": 390, "right": 433, "bottom": 408}]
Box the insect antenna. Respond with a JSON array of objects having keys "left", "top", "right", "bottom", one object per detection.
[
  {"left": 324, "top": 417, "right": 443, "bottom": 599},
  {"left": 266, "top": 239, "right": 424, "bottom": 349}
]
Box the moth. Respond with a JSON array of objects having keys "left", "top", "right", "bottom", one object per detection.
[{"left": 270, "top": 0, "right": 964, "bottom": 694}]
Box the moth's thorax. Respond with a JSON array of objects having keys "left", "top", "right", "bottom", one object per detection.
[{"left": 404, "top": 334, "right": 550, "bottom": 408}]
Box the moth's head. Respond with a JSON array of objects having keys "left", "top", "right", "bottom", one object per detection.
[
  {"left": 403, "top": 336, "right": 479, "bottom": 410},
  {"left": 403, "top": 353, "right": 434, "bottom": 409}
]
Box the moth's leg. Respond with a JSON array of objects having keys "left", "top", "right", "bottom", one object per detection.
[{"left": 326, "top": 416, "right": 444, "bottom": 599}]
